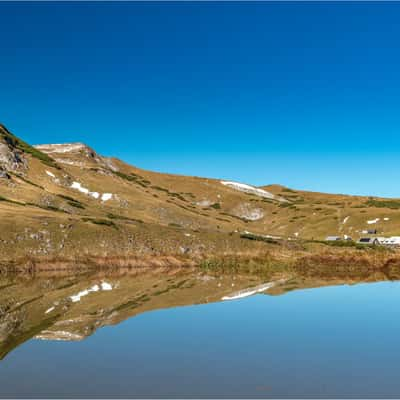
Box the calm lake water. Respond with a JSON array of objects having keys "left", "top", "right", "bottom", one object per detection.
[{"left": 1, "top": 279, "right": 400, "bottom": 398}]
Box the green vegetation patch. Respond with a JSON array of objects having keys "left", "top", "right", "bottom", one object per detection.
[
  {"left": 150, "top": 185, "right": 188, "bottom": 202},
  {"left": 9, "top": 173, "right": 44, "bottom": 189},
  {"left": 309, "top": 239, "right": 377, "bottom": 250},
  {"left": 199, "top": 255, "right": 288, "bottom": 277},
  {"left": 82, "top": 217, "right": 117, "bottom": 228},
  {"left": 168, "top": 222, "right": 182, "bottom": 228},
  {"left": 0, "top": 124, "right": 59, "bottom": 169},
  {"left": 112, "top": 170, "right": 150, "bottom": 188},
  {"left": 107, "top": 213, "right": 144, "bottom": 223},
  {"left": 56, "top": 194, "right": 86, "bottom": 209},
  {"left": 240, "top": 233, "right": 279, "bottom": 244},
  {"left": 279, "top": 202, "right": 295, "bottom": 208},
  {"left": 365, "top": 198, "right": 400, "bottom": 209},
  {"left": 220, "top": 212, "right": 249, "bottom": 223},
  {"left": 67, "top": 201, "right": 85, "bottom": 209},
  {"left": 114, "top": 294, "right": 150, "bottom": 312},
  {"left": 26, "top": 202, "right": 68, "bottom": 213},
  {"left": 0, "top": 195, "right": 26, "bottom": 206}
]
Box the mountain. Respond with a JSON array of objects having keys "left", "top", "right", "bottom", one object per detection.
[
  {"left": 2, "top": 266, "right": 398, "bottom": 359},
  {"left": 0, "top": 271, "right": 274, "bottom": 359},
  {"left": 0, "top": 123, "right": 399, "bottom": 266}
]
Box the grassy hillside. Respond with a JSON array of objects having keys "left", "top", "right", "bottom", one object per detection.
[{"left": 1, "top": 123, "right": 400, "bottom": 265}]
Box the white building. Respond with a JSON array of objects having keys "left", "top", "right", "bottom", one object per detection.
[
  {"left": 382, "top": 237, "right": 400, "bottom": 246},
  {"left": 357, "top": 237, "right": 380, "bottom": 245},
  {"left": 325, "top": 236, "right": 342, "bottom": 241}
]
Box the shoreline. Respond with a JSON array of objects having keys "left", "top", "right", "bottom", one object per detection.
[{"left": 2, "top": 244, "right": 400, "bottom": 280}]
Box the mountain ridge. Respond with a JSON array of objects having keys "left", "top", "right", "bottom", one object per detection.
[{"left": 1, "top": 123, "right": 400, "bottom": 266}]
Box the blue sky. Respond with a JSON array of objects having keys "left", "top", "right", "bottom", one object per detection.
[{"left": 1, "top": 2, "right": 400, "bottom": 196}]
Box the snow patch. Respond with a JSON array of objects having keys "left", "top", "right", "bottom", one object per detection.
[
  {"left": 70, "top": 182, "right": 113, "bottom": 202},
  {"left": 69, "top": 282, "right": 113, "bottom": 302},
  {"left": 35, "top": 330, "right": 84, "bottom": 341},
  {"left": 71, "top": 181, "right": 89, "bottom": 194},
  {"left": 100, "top": 282, "right": 113, "bottom": 291},
  {"left": 221, "top": 181, "right": 276, "bottom": 200},
  {"left": 384, "top": 217, "right": 390, "bottom": 221},
  {"left": 45, "top": 170, "right": 55, "bottom": 178},
  {"left": 367, "top": 218, "right": 380, "bottom": 224},
  {"left": 70, "top": 284, "right": 99, "bottom": 303},
  {"left": 343, "top": 216, "right": 350, "bottom": 224},
  {"left": 222, "top": 281, "right": 281, "bottom": 301},
  {"left": 45, "top": 306, "right": 55, "bottom": 314},
  {"left": 101, "top": 193, "right": 113, "bottom": 201},
  {"left": 196, "top": 199, "right": 213, "bottom": 207}
]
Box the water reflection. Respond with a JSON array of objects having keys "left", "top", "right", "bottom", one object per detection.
[
  {"left": 2, "top": 267, "right": 400, "bottom": 398},
  {"left": 1, "top": 273, "right": 400, "bottom": 398},
  {"left": 0, "top": 266, "right": 397, "bottom": 361},
  {"left": 0, "top": 270, "right": 275, "bottom": 360}
]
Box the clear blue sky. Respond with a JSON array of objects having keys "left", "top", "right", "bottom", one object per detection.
[{"left": 1, "top": 2, "right": 400, "bottom": 197}]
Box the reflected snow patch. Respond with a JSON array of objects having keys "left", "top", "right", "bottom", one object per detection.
[
  {"left": 69, "top": 282, "right": 113, "bottom": 302},
  {"left": 221, "top": 280, "right": 283, "bottom": 301}
]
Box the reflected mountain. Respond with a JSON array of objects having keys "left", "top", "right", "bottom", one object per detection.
[{"left": 1, "top": 266, "right": 398, "bottom": 360}]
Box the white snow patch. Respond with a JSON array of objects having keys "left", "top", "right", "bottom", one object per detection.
[
  {"left": 222, "top": 281, "right": 281, "bottom": 301},
  {"left": 45, "top": 170, "right": 55, "bottom": 178},
  {"left": 45, "top": 306, "right": 55, "bottom": 314},
  {"left": 196, "top": 199, "right": 212, "bottom": 207},
  {"left": 343, "top": 216, "right": 350, "bottom": 224},
  {"left": 35, "top": 330, "right": 84, "bottom": 341},
  {"left": 70, "top": 284, "right": 99, "bottom": 303},
  {"left": 294, "top": 232, "right": 299, "bottom": 237},
  {"left": 384, "top": 217, "right": 390, "bottom": 221},
  {"left": 70, "top": 182, "right": 113, "bottom": 202},
  {"left": 101, "top": 193, "right": 113, "bottom": 201},
  {"left": 71, "top": 181, "right": 89, "bottom": 194},
  {"left": 69, "top": 282, "right": 113, "bottom": 302},
  {"left": 367, "top": 218, "right": 380, "bottom": 224},
  {"left": 221, "top": 181, "right": 276, "bottom": 200},
  {"left": 100, "top": 282, "right": 113, "bottom": 291}
]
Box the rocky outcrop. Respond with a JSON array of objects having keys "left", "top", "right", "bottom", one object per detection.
[
  {"left": 35, "top": 142, "right": 118, "bottom": 171},
  {"left": 0, "top": 125, "right": 26, "bottom": 174},
  {"left": 232, "top": 202, "right": 265, "bottom": 221}
]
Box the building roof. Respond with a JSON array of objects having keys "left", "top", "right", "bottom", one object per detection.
[
  {"left": 358, "top": 237, "right": 378, "bottom": 244},
  {"left": 325, "top": 236, "right": 341, "bottom": 241},
  {"left": 382, "top": 236, "right": 400, "bottom": 244}
]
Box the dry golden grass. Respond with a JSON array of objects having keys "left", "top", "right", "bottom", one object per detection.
[
  {"left": 3, "top": 124, "right": 400, "bottom": 266},
  {"left": 0, "top": 254, "right": 199, "bottom": 273}
]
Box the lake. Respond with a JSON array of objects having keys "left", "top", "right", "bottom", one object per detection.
[{"left": 1, "top": 273, "right": 400, "bottom": 398}]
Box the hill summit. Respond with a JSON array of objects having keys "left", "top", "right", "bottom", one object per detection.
[{"left": 0, "top": 123, "right": 399, "bottom": 264}]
